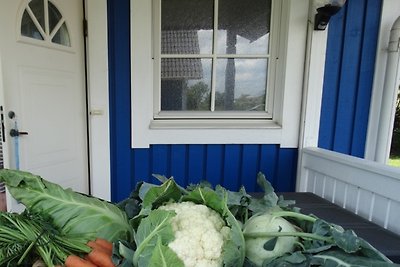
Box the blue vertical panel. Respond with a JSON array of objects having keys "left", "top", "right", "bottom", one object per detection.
[
  {"left": 132, "top": 148, "right": 150, "bottom": 186},
  {"left": 187, "top": 145, "right": 206, "bottom": 184},
  {"left": 319, "top": 1, "right": 382, "bottom": 158},
  {"left": 276, "top": 148, "right": 298, "bottom": 192},
  {"left": 170, "top": 144, "right": 187, "bottom": 186},
  {"left": 351, "top": 0, "right": 382, "bottom": 157},
  {"left": 333, "top": 0, "right": 366, "bottom": 154},
  {"left": 205, "top": 144, "right": 224, "bottom": 186},
  {"left": 223, "top": 145, "right": 242, "bottom": 190},
  {"left": 240, "top": 145, "right": 260, "bottom": 192},
  {"left": 259, "top": 144, "right": 279, "bottom": 189},
  {"left": 108, "top": 0, "right": 132, "bottom": 202},
  {"left": 318, "top": 6, "right": 346, "bottom": 150},
  {"left": 151, "top": 145, "right": 170, "bottom": 183}
]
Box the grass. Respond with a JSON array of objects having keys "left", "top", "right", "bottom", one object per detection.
[{"left": 388, "top": 156, "right": 400, "bottom": 167}]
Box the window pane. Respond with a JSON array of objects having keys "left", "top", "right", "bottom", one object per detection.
[
  {"left": 48, "top": 1, "right": 62, "bottom": 33},
  {"left": 21, "top": 10, "right": 44, "bottom": 40},
  {"left": 161, "top": 0, "right": 213, "bottom": 54},
  {"left": 52, "top": 22, "right": 70, "bottom": 46},
  {"left": 215, "top": 59, "right": 267, "bottom": 111},
  {"left": 217, "top": 0, "right": 271, "bottom": 55},
  {"left": 29, "top": 0, "right": 45, "bottom": 32},
  {"left": 161, "top": 59, "right": 212, "bottom": 111}
]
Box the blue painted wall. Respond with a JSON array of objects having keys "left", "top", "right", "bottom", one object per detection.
[
  {"left": 107, "top": 0, "right": 298, "bottom": 202},
  {"left": 319, "top": 0, "right": 382, "bottom": 157}
]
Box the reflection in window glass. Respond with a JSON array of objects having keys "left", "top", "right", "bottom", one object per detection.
[
  {"left": 52, "top": 22, "right": 71, "bottom": 46},
  {"left": 29, "top": 0, "right": 45, "bottom": 32},
  {"left": 21, "top": 10, "right": 44, "bottom": 40},
  {"left": 215, "top": 59, "right": 267, "bottom": 111},
  {"left": 159, "top": 0, "right": 272, "bottom": 117},
  {"left": 161, "top": 59, "right": 212, "bottom": 111},
  {"left": 161, "top": 0, "right": 214, "bottom": 54},
  {"left": 217, "top": 0, "right": 271, "bottom": 54},
  {"left": 48, "top": 1, "right": 62, "bottom": 33}
]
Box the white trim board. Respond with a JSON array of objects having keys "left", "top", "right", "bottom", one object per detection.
[
  {"left": 85, "top": 0, "right": 111, "bottom": 201},
  {"left": 296, "top": 1, "right": 330, "bottom": 190}
]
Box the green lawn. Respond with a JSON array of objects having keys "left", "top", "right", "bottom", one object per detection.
[{"left": 388, "top": 156, "right": 400, "bottom": 167}]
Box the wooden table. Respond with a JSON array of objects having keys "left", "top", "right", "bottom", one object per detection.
[{"left": 280, "top": 192, "right": 400, "bottom": 263}]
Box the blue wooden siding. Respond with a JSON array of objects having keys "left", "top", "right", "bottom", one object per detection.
[
  {"left": 107, "top": 0, "right": 298, "bottom": 202},
  {"left": 319, "top": 0, "right": 382, "bottom": 157}
]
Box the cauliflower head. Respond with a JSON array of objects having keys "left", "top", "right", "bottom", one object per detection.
[{"left": 158, "top": 201, "right": 230, "bottom": 267}]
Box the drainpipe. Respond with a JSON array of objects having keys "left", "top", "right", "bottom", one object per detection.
[{"left": 376, "top": 16, "right": 400, "bottom": 163}]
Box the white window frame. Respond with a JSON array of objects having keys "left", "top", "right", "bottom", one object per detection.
[
  {"left": 131, "top": 0, "right": 308, "bottom": 148},
  {"left": 153, "top": 0, "right": 279, "bottom": 120}
]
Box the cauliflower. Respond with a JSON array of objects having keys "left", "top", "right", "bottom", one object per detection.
[{"left": 158, "top": 201, "right": 230, "bottom": 267}]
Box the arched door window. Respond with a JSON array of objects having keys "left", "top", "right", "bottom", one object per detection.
[{"left": 20, "top": 0, "right": 71, "bottom": 47}]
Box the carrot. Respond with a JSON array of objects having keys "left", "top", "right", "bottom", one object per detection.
[
  {"left": 87, "top": 240, "right": 112, "bottom": 256},
  {"left": 65, "top": 255, "right": 98, "bottom": 267},
  {"left": 94, "top": 238, "right": 113, "bottom": 253},
  {"left": 85, "top": 248, "right": 115, "bottom": 267}
]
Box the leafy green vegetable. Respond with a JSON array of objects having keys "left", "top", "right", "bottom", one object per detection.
[
  {"left": 182, "top": 186, "right": 246, "bottom": 267},
  {"left": 0, "top": 169, "right": 133, "bottom": 242},
  {"left": 241, "top": 202, "right": 396, "bottom": 266},
  {"left": 115, "top": 173, "right": 398, "bottom": 267},
  {"left": 148, "top": 238, "right": 184, "bottom": 267},
  {"left": 243, "top": 212, "right": 298, "bottom": 266},
  {"left": 133, "top": 209, "right": 177, "bottom": 267},
  {"left": 114, "top": 177, "right": 247, "bottom": 267},
  {"left": 266, "top": 250, "right": 398, "bottom": 267},
  {"left": 0, "top": 211, "right": 90, "bottom": 267}
]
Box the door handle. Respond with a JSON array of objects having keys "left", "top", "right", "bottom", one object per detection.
[{"left": 9, "top": 129, "right": 28, "bottom": 137}]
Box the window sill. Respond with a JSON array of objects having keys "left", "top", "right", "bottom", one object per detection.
[
  {"left": 149, "top": 119, "right": 282, "bottom": 129},
  {"left": 132, "top": 119, "right": 288, "bottom": 148}
]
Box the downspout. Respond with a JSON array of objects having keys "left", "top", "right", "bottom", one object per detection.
[{"left": 375, "top": 16, "right": 400, "bottom": 163}]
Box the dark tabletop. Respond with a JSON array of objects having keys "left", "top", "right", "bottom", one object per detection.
[{"left": 279, "top": 192, "right": 400, "bottom": 263}]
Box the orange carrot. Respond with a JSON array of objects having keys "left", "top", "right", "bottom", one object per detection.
[
  {"left": 85, "top": 248, "right": 115, "bottom": 267},
  {"left": 65, "top": 255, "right": 98, "bottom": 267},
  {"left": 94, "top": 238, "right": 113, "bottom": 253},
  {"left": 87, "top": 240, "right": 112, "bottom": 256}
]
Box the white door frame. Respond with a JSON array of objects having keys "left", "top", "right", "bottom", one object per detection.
[{"left": 85, "top": 0, "right": 111, "bottom": 201}]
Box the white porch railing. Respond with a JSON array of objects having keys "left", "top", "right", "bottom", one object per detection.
[{"left": 298, "top": 147, "right": 400, "bottom": 235}]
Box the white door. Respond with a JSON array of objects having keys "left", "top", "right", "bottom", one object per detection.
[{"left": 0, "top": 0, "right": 88, "bottom": 211}]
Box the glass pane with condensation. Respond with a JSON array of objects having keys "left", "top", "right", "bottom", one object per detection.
[
  {"left": 215, "top": 59, "right": 267, "bottom": 111},
  {"left": 52, "top": 22, "right": 71, "bottom": 46},
  {"left": 161, "top": 0, "right": 214, "bottom": 54},
  {"left": 161, "top": 58, "right": 212, "bottom": 111},
  {"left": 48, "top": 1, "right": 62, "bottom": 34},
  {"left": 21, "top": 10, "right": 44, "bottom": 40},
  {"left": 217, "top": 0, "right": 271, "bottom": 55},
  {"left": 29, "top": 0, "right": 45, "bottom": 32}
]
